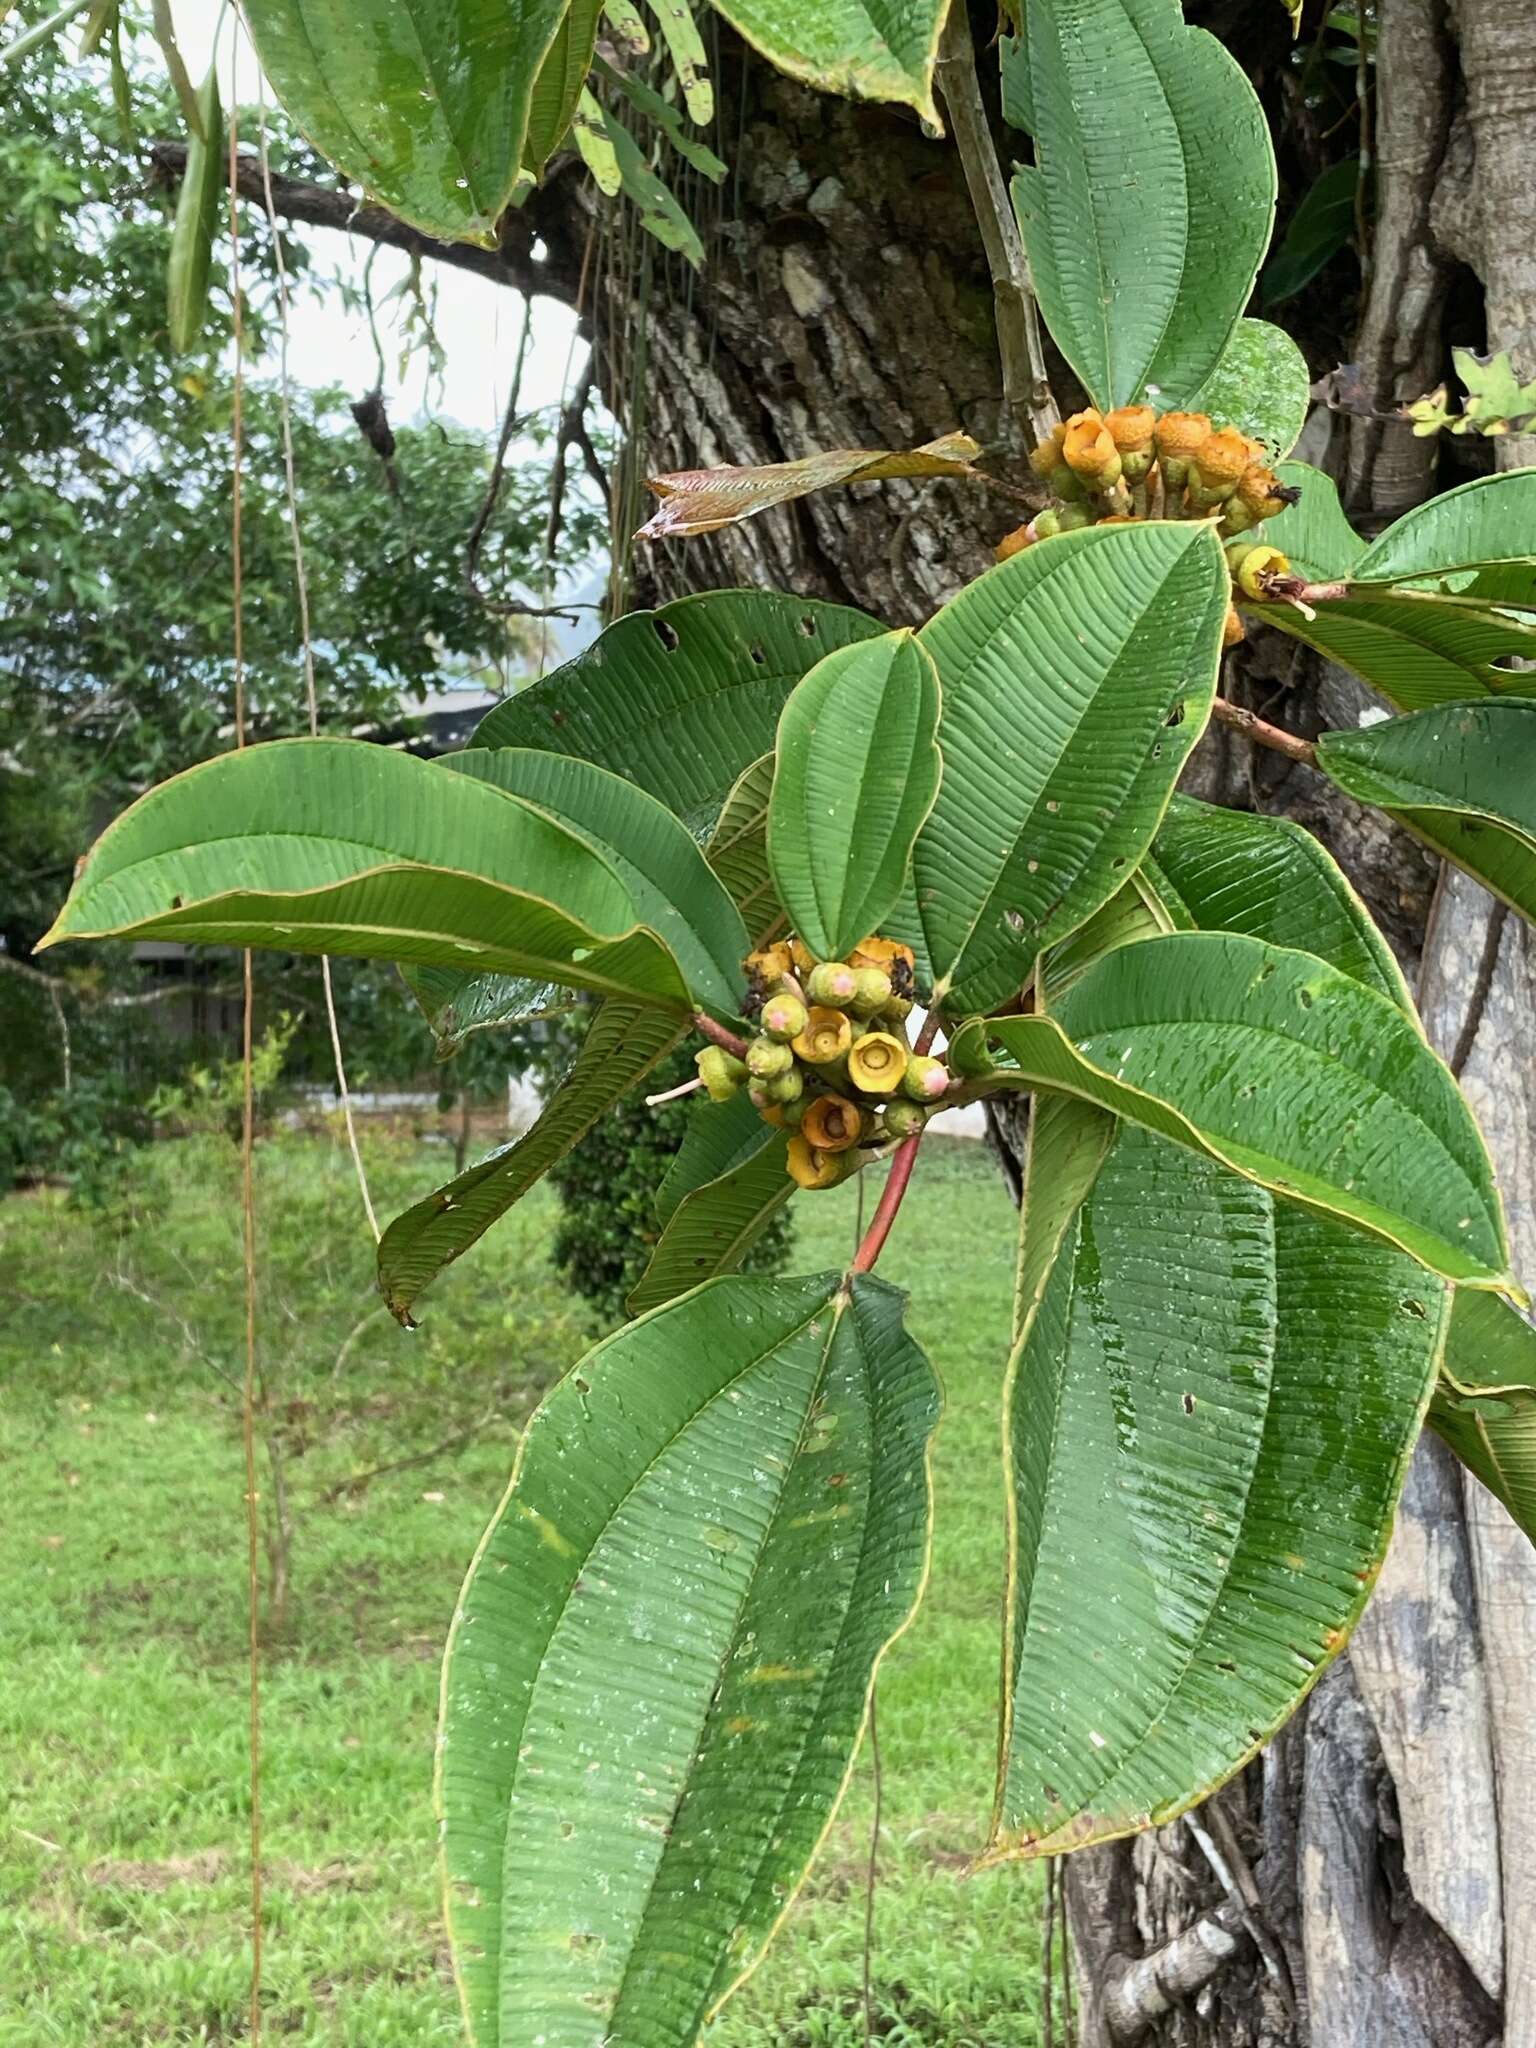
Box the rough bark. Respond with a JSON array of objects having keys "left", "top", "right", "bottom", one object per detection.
[{"left": 235, "top": 4, "right": 1536, "bottom": 2038}]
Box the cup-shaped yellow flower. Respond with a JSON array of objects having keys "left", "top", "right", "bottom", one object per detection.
[
  {"left": 792, "top": 1006, "right": 854, "bottom": 1066},
  {"left": 786, "top": 1135, "right": 850, "bottom": 1190},
  {"left": 848, "top": 1030, "right": 909, "bottom": 1096}
]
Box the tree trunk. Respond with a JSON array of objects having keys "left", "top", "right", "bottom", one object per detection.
[{"left": 252, "top": 3, "right": 1535, "bottom": 2035}]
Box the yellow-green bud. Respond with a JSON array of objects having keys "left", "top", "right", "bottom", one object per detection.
[
  {"left": 847, "top": 1031, "right": 909, "bottom": 1096},
  {"left": 1056, "top": 503, "right": 1094, "bottom": 533},
  {"left": 806, "top": 961, "right": 859, "bottom": 1008},
  {"left": 746, "top": 1035, "right": 794, "bottom": 1079},
  {"left": 767, "top": 1065, "right": 804, "bottom": 1104},
  {"left": 882, "top": 1099, "right": 930, "bottom": 1138},
  {"left": 760, "top": 991, "right": 808, "bottom": 1042},
  {"left": 850, "top": 966, "right": 893, "bottom": 1016},
  {"left": 1049, "top": 463, "right": 1088, "bottom": 502},
  {"left": 902, "top": 1054, "right": 950, "bottom": 1103},
  {"left": 696, "top": 1046, "right": 748, "bottom": 1101},
  {"left": 1033, "top": 508, "right": 1062, "bottom": 540}
]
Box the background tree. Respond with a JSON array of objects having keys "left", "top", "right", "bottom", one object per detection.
[
  {"left": 25, "top": 0, "right": 1536, "bottom": 2041},
  {"left": 0, "top": 34, "right": 603, "bottom": 1184}
]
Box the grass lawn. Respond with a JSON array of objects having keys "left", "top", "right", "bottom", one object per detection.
[{"left": 1, "top": 1128, "right": 1051, "bottom": 2045}]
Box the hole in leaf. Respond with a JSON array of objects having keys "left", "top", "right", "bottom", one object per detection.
[
  {"left": 1181, "top": 1392, "right": 1195, "bottom": 1415},
  {"left": 1166, "top": 703, "right": 1186, "bottom": 728},
  {"left": 653, "top": 617, "right": 681, "bottom": 652},
  {"left": 799, "top": 615, "right": 818, "bottom": 636},
  {"left": 1401, "top": 1298, "right": 1428, "bottom": 1319},
  {"left": 749, "top": 644, "right": 767, "bottom": 665}
]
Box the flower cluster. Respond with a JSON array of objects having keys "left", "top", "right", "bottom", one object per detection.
[
  {"left": 698, "top": 936, "right": 952, "bottom": 1190},
  {"left": 997, "top": 405, "right": 1302, "bottom": 645}
]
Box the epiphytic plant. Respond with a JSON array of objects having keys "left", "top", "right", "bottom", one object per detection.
[{"left": 30, "top": 0, "right": 1536, "bottom": 2042}]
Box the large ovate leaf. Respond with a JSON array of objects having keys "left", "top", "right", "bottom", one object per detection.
[
  {"left": 242, "top": 0, "right": 568, "bottom": 246},
  {"left": 403, "top": 965, "right": 575, "bottom": 1059},
  {"left": 1011, "top": 0, "right": 1275, "bottom": 409},
  {"left": 1010, "top": 1092, "right": 1116, "bottom": 1341},
  {"left": 654, "top": 1090, "right": 772, "bottom": 1226},
  {"left": 378, "top": 1001, "right": 681, "bottom": 1326},
  {"left": 439, "top": 1271, "right": 938, "bottom": 2047},
  {"left": 914, "top": 523, "right": 1227, "bottom": 1014},
  {"left": 1315, "top": 700, "right": 1536, "bottom": 928},
  {"left": 1169, "top": 318, "right": 1311, "bottom": 460},
  {"left": 705, "top": 755, "right": 778, "bottom": 942},
  {"left": 39, "top": 739, "right": 691, "bottom": 1014},
  {"left": 990, "top": 1121, "right": 1444, "bottom": 1859},
  {"left": 1038, "top": 872, "right": 1173, "bottom": 1005},
  {"left": 628, "top": 1128, "right": 793, "bottom": 1315},
  {"left": 1250, "top": 467, "right": 1536, "bottom": 709},
  {"left": 1261, "top": 156, "right": 1360, "bottom": 306},
  {"left": 447, "top": 747, "right": 749, "bottom": 1021},
  {"left": 707, "top": 0, "right": 947, "bottom": 123},
  {"left": 1430, "top": 1291, "right": 1536, "bottom": 1546},
  {"left": 636, "top": 435, "right": 982, "bottom": 541},
  {"left": 984, "top": 931, "right": 1514, "bottom": 1290},
  {"left": 768, "top": 629, "right": 941, "bottom": 963},
  {"left": 1150, "top": 796, "right": 1413, "bottom": 1011},
  {"left": 473, "top": 592, "right": 882, "bottom": 822}
]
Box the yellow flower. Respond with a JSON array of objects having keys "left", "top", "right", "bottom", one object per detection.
[
  {"left": 847, "top": 1031, "right": 909, "bottom": 1096},
  {"left": 801, "top": 1094, "right": 864, "bottom": 1154},
  {"left": 787, "top": 1136, "right": 850, "bottom": 1190},
  {"left": 792, "top": 1006, "right": 854, "bottom": 1066}
]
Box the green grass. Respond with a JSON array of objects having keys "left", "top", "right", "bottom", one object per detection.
[{"left": 1, "top": 1130, "right": 1050, "bottom": 2045}]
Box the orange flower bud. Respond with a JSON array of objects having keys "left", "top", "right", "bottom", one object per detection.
[
  {"left": 1196, "top": 429, "right": 1253, "bottom": 489},
  {"left": 1235, "top": 464, "right": 1290, "bottom": 519},
  {"left": 995, "top": 522, "right": 1034, "bottom": 562},
  {"left": 1104, "top": 405, "right": 1155, "bottom": 454},
  {"left": 801, "top": 1093, "right": 864, "bottom": 1154},
  {"left": 1062, "top": 417, "right": 1122, "bottom": 484},
  {"left": 792, "top": 1006, "right": 853, "bottom": 1066},
  {"left": 1222, "top": 605, "right": 1246, "bottom": 649},
  {"left": 1154, "top": 411, "right": 1212, "bottom": 461},
  {"left": 789, "top": 937, "right": 815, "bottom": 976},
  {"left": 848, "top": 936, "right": 915, "bottom": 975}
]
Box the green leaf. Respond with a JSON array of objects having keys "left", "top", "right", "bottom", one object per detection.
[
  {"left": 1316, "top": 700, "right": 1536, "bottom": 927},
  {"left": 1151, "top": 796, "right": 1413, "bottom": 1011},
  {"left": 654, "top": 1090, "right": 772, "bottom": 1226},
  {"left": 767, "top": 629, "right": 941, "bottom": 963},
  {"left": 242, "top": 0, "right": 567, "bottom": 246},
  {"left": 524, "top": 0, "right": 604, "bottom": 174},
  {"left": 1430, "top": 1291, "right": 1536, "bottom": 1545},
  {"left": 39, "top": 738, "right": 692, "bottom": 1015},
  {"left": 1010, "top": 0, "right": 1275, "bottom": 409},
  {"left": 166, "top": 68, "right": 222, "bottom": 355},
  {"left": 1170, "top": 319, "right": 1312, "bottom": 461},
  {"left": 447, "top": 747, "right": 749, "bottom": 1021},
  {"left": 637, "top": 435, "right": 983, "bottom": 541},
  {"left": 1258, "top": 461, "right": 1366, "bottom": 583},
  {"left": 706, "top": 0, "right": 947, "bottom": 123},
  {"left": 984, "top": 930, "right": 1514, "bottom": 1291},
  {"left": 473, "top": 592, "right": 883, "bottom": 823},
  {"left": 1038, "top": 872, "right": 1173, "bottom": 1006},
  {"left": 150, "top": 0, "right": 205, "bottom": 139},
  {"left": 1262, "top": 157, "right": 1359, "bottom": 306},
  {"left": 1251, "top": 468, "right": 1536, "bottom": 709},
  {"left": 705, "top": 755, "right": 778, "bottom": 942},
  {"left": 439, "top": 1271, "right": 938, "bottom": 2047},
  {"left": 647, "top": 0, "right": 713, "bottom": 123},
  {"left": 599, "top": 100, "right": 706, "bottom": 268},
  {"left": 402, "top": 965, "right": 575, "bottom": 1059},
  {"left": 572, "top": 86, "right": 623, "bottom": 194},
  {"left": 914, "top": 523, "right": 1227, "bottom": 1014},
  {"left": 594, "top": 52, "right": 729, "bottom": 178},
  {"left": 999, "top": 26, "right": 1032, "bottom": 131},
  {"left": 379, "top": 1001, "right": 682, "bottom": 1325},
  {"left": 1010, "top": 1091, "right": 1116, "bottom": 1342},
  {"left": 628, "top": 1128, "right": 793, "bottom": 1314},
  {"left": 990, "top": 1121, "right": 1444, "bottom": 1859}
]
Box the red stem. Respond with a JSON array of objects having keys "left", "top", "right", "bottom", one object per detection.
[
  {"left": 850, "top": 1132, "right": 924, "bottom": 1274},
  {"left": 694, "top": 1011, "right": 750, "bottom": 1059},
  {"left": 913, "top": 1010, "right": 941, "bottom": 1056}
]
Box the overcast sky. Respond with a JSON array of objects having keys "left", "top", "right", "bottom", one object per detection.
[{"left": 169, "top": 2, "right": 582, "bottom": 438}]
